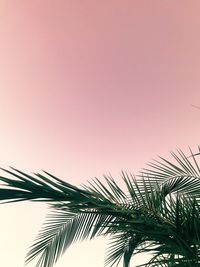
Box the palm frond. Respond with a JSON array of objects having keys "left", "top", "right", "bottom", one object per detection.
[
  {"left": 0, "top": 148, "right": 200, "bottom": 267},
  {"left": 105, "top": 233, "right": 144, "bottom": 267},
  {"left": 138, "top": 149, "right": 200, "bottom": 199},
  {"left": 26, "top": 209, "right": 117, "bottom": 267}
]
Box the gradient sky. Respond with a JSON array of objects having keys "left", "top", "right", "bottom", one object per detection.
[{"left": 0, "top": 1, "right": 200, "bottom": 266}]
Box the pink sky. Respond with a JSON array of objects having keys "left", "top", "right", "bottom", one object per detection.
[{"left": 0, "top": 1, "right": 200, "bottom": 266}]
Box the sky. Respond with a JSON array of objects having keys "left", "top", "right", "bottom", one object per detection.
[{"left": 0, "top": 1, "right": 200, "bottom": 266}]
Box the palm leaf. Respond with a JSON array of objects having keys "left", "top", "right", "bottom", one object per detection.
[
  {"left": 105, "top": 233, "right": 144, "bottom": 267},
  {"left": 139, "top": 149, "right": 200, "bottom": 199},
  {"left": 26, "top": 209, "right": 117, "bottom": 267},
  {"left": 0, "top": 148, "right": 199, "bottom": 267}
]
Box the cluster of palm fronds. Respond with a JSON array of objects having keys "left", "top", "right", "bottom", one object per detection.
[{"left": 0, "top": 148, "right": 199, "bottom": 267}]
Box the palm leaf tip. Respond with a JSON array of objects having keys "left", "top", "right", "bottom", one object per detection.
[{"left": 0, "top": 168, "right": 94, "bottom": 203}]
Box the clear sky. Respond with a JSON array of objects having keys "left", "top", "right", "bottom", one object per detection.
[{"left": 0, "top": 1, "right": 200, "bottom": 266}]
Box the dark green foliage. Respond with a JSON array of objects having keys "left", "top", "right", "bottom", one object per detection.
[{"left": 0, "top": 149, "right": 199, "bottom": 266}]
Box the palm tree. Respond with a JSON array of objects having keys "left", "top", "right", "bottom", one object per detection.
[{"left": 0, "top": 148, "right": 199, "bottom": 267}]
